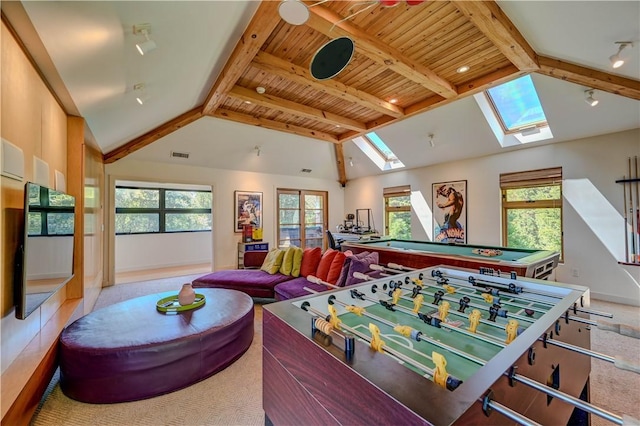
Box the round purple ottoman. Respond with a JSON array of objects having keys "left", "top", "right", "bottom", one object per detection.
[{"left": 59, "top": 288, "right": 254, "bottom": 403}]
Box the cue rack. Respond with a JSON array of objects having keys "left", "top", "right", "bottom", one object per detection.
[{"left": 618, "top": 156, "right": 640, "bottom": 264}]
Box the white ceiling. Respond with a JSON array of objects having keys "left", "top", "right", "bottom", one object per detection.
[{"left": 7, "top": 1, "right": 640, "bottom": 182}]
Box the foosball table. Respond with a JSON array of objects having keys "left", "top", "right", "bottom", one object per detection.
[{"left": 263, "top": 264, "right": 633, "bottom": 425}]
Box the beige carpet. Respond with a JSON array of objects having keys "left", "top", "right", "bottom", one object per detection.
[{"left": 30, "top": 275, "right": 639, "bottom": 425}]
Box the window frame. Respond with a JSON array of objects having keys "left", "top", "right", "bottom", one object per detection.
[
  {"left": 115, "top": 185, "right": 212, "bottom": 235},
  {"left": 277, "top": 188, "right": 328, "bottom": 250},
  {"left": 384, "top": 186, "right": 411, "bottom": 238},
  {"left": 500, "top": 168, "right": 563, "bottom": 260}
]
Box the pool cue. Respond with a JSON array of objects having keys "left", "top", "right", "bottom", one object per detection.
[
  {"left": 624, "top": 174, "right": 629, "bottom": 263},
  {"left": 629, "top": 157, "right": 637, "bottom": 261},
  {"left": 633, "top": 155, "right": 640, "bottom": 263}
]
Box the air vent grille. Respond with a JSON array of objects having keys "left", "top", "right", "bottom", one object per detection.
[
  {"left": 171, "top": 151, "right": 190, "bottom": 159},
  {"left": 301, "top": 168, "right": 312, "bottom": 173}
]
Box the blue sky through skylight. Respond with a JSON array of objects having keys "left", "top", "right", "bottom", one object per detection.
[
  {"left": 366, "top": 132, "right": 396, "bottom": 160},
  {"left": 486, "top": 75, "right": 547, "bottom": 131}
]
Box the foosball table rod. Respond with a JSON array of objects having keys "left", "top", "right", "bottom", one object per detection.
[
  {"left": 507, "top": 368, "right": 638, "bottom": 425},
  {"left": 540, "top": 333, "right": 640, "bottom": 373},
  {"left": 480, "top": 391, "right": 542, "bottom": 426}
]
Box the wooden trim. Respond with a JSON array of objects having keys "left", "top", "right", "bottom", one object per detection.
[
  {"left": 228, "top": 85, "right": 367, "bottom": 132},
  {"left": 67, "top": 116, "right": 85, "bottom": 300},
  {"left": 252, "top": 51, "right": 404, "bottom": 118},
  {"left": 305, "top": 4, "right": 457, "bottom": 98},
  {"left": 334, "top": 143, "right": 346, "bottom": 187},
  {"left": 201, "top": 1, "right": 282, "bottom": 115},
  {"left": 103, "top": 107, "right": 203, "bottom": 163},
  {"left": 211, "top": 108, "right": 339, "bottom": 144},
  {"left": 500, "top": 167, "right": 563, "bottom": 187},
  {"left": 537, "top": 55, "right": 640, "bottom": 101},
  {"left": 452, "top": 1, "right": 539, "bottom": 72}
]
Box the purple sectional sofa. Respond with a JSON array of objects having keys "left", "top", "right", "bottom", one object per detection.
[{"left": 192, "top": 249, "right": 381, "bottom": 301}]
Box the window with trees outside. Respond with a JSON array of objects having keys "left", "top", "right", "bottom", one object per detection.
[
  {"left": 277, "top": 189, "right": 327, "bottom": 250},
  {"left": 500, "top": 168, "right": 563, "bottom": 260},
  {"left": 384, "top": 186, "right": 411, "bottom": 239},
  {"left": 115, "top": 185, "right": 211, "bottom": 234}
]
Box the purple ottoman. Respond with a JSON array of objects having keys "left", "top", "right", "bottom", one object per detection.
[
  {"left": 193, "top": 269, "right": 292, "bottom": 299},
  {"left": 59, "top": 288, "right": 253, "bottom": 403}
]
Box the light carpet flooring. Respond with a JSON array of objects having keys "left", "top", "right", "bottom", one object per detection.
[{"left": 30, "top": 274, "right": 639, "bottom": 426}]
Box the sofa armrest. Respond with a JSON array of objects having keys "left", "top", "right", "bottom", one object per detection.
[{"left": 243, "top": 251, "right": 268, "bottom": 269}]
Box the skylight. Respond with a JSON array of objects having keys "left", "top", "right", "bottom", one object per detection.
[
  {"left": 486, "top": 75, "right": 547, "bottom": 132},
  {"left": 352, "top": 132, "right": 404, "bottom": 171},
  {"left": 474, "top": 74, "right": 553, "bottom": 147}
]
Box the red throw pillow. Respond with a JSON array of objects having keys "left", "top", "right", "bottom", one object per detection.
[
  {"left": 300, "top": 247, "right": 322, "bottom": 278},
  {"left": 315, "top": 249, "right": 337, "bottom": 281},
  {"left": 326, "top": 251, "right": 347, "bottom": 285}
]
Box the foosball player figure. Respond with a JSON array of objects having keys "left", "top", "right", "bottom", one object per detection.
[
  {"left": 412, "top": 294, "right": 425, "bottom": 313},
  {"left": 432, "top": 290, "right": 445, "bottom": 305},
  {"left": 458, "top": 296, "right": 471, "bottom": 313},
  {"left": 369, "top": 323, "right": 385, "bottom": 352},
  {"left": 432, "top": 351, "right": 463, "bottom": 391},
  {"left": 505, "top": 319, "right": 520, "bottom": 344},
  {"left": 468, "top": 309, "right": 482, "bottom": 333},
  {"left": 489, "top": 303, "right": 508, "bottom": 321}
]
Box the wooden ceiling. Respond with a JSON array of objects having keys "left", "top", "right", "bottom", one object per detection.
[{"left": 104, "top": 0, "right": 640, "bottom": 185}]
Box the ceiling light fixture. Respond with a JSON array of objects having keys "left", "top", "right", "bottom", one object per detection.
[
  {"left": 389, "top": 98, "right": 398, "bottom": 104},
  {"left": 456, "top": 65, "right": 470, "bottom": 73},
  {"left": 133, "top": 23, "right": 157, "bottom": 56},
  {"left": 584, "top": 89, "right": 599, "bottom": 107},
  {"left": 256, "top": 86, "right": 266, "bottom": 94},
  {"left": 428, "top": 133, "right": 435, "bottom": 147},
  {"left": 133, "top": 83, "right": 148, "bottom": 105},
  {"left": 609, "top": 41, "right": 633, "bottom": 69}
]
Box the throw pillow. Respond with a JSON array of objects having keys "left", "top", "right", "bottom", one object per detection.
[
  {"left": 260, "top": 249, "right": 285, "bottom": 274},
  {"left": 300, "top": 247, "right": 322, "bottom": 278},
  {"left": 335, "top": 256, "right": 353, "bottom": 287},
  {"left": 315, "top": 249, "right": 337, "bottom": 281},
  {"left": 291, "top": 246, "right": 304, "bottom": 277},
  {"left": 344, "top": 252, "right": 380, "bottom": 287},
  {"left": 279, "top": 247, "right": 296, "bottom": 275},
  {"left": 326, "top": 251, "right": 347, "bottom": 285}
]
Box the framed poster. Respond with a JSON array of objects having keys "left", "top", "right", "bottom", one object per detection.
[
  {"left": 234, "top": 190, "right": 262, "bottom": 232},
  {"left": 433, "top": 180, "right": 467, "bottom": 244}
]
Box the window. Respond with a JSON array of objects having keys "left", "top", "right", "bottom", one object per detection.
[
  {"left": 115, "top": 185, "right": 211, "bottom": 234},
  {"left": 27, "top": 184, "right": 75, "bottom": 236},
  {"left": 384, "top": 186, "right": 411, "bottom": 239},
  {"left": 501, "top": 168, "right": 563, "bottom": 259},
  {"left": 486, "top": 75, "right": 548, "bottom": 133},
  {"left": 277, "top": 189, "right": 327, "bottom": 249},
  {"left": 352, "top": 132, "right": 405, "bottom": 171}
]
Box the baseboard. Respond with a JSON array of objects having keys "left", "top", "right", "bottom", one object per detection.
[{"left": 591, "top": 292, "right": 640, "bottom": 307}]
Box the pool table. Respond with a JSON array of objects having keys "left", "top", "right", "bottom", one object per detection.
[{"left": 341, "top": 239, "right": 560, "bottom": 279}]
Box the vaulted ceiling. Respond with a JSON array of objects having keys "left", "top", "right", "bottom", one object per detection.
[{"left": 4, "top": 1, "right": 639, "bottom": 184}]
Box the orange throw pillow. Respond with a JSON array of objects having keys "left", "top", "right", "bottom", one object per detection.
[
  {"left": 300, "top": 247, "right": 322, "bottom": 278},
  {"left": 326, "top": 251, "right": 347, "bottom": 285},
  {"left": 315, "top": 249, "right": 337, "bottom": 282}
]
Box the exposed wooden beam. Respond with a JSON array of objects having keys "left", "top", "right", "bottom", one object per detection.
[
  {"left": 537, "top": 56, "right": 640, "bottom": 101},
  {"left": 211, "top": 108, "right": 339, "bottom": 144},
  {"left": 452, "top": 1, "right": 539, "bottom": 72},
  {"left": 103, "top": 107, "right": 203, "bottom": 163},
  {"left": 252, "top": 51, "right": 404, "bottom": 118},
  {"left": 201, "top": 1, "right": 281, "bottom": 115},
  {"left": 305, "top": 4, "right": 458, "bottom": 99},
  {"left": 334, "top": 143, "right": 347, "bottom": 187},
  {"left": 457, "top": 64, "right": 523, "bottom": 95},
  {"left": 228, "top": 85, "right": 367, "bottom": 132}
]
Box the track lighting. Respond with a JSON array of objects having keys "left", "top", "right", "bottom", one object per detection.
[
  {"left": 609, "top": 41, "right": 632, "bottom": 69},
  {"left": 349, "top": 157, "right": 354, "bottom": 167},
  {"left": 133, "top": 24, "right": 157, "bottom": 56},
  {"left": 133, "top": 83, "right": 148, "bottom": 105},
  {"left": 584, "top": 89, "right": 599, "bottom": 107},
  {"left": 428, "top": 134, "right": 435, "bottom": 147}
]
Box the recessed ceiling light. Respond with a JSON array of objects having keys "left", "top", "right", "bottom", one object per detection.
[
  {"left": 457, "top": 65, "right": 470, "bottom": 73},
  {"left": 389, "top": 99, "right": 398, "bottom": 104},
  {"left": 244, "top": 100, "right": 252, "bottom": 104}
]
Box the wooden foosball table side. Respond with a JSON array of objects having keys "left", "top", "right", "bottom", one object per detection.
[{"left": 263, "top": 273, "right": 592, "bottom": 425}]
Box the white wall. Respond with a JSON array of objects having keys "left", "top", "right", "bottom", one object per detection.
[
  {"left": 105, "top": 159, "right": 345, "bottom": 275},
  {"left": 115, "top": 232, "right": 211, "bottom": 272},
  {"left": 344, "top": 129, "right": 640, "bottom": 306}
]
